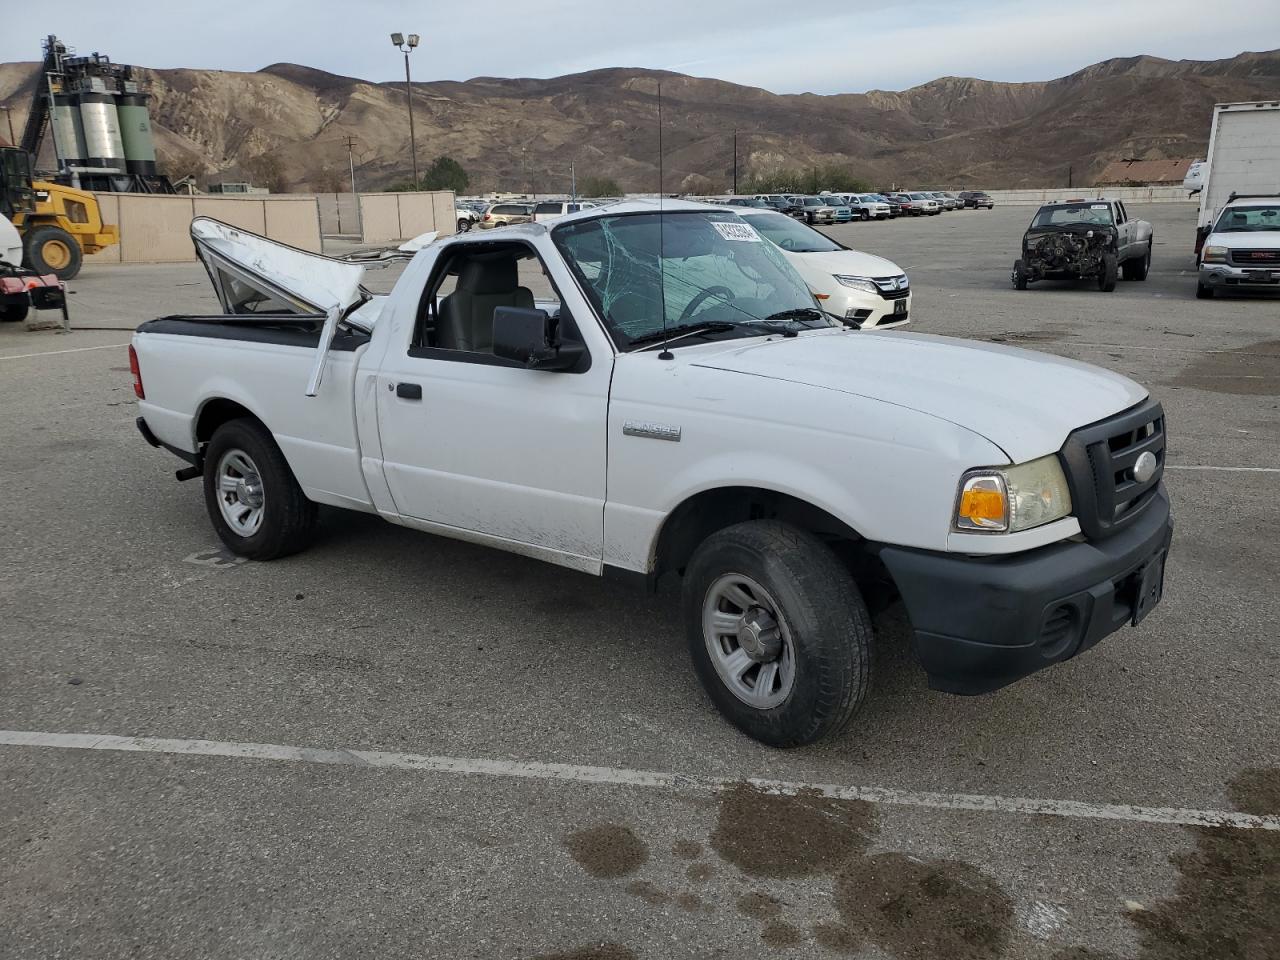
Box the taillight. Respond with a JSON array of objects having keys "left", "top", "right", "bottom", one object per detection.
[
  {"left": 128, "top": 344, "right": 144, "bottom": 399},
  {"left": 483, "top": 213, "right": 491, "bottom": 221}
]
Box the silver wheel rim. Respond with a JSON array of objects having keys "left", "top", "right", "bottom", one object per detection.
[
  {"left": 702, "top": 573, "right": 796, "bottom": 710},
  {"left": 215, "top": 448, "right": 265, "bottom": 537}
]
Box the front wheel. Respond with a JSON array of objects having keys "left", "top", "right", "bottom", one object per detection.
[
  {"left": 23, "top": 224, "right": 83, "bottom": 281},
  {"left": 860, "top": 209, "right": 870, "bottom": 221},
  {"left": 1012, "top": 259, "right": 1028, "bottom": 290},
  {"left": 203, "top": 418, "right": 318, "bottom": 560},
  {"left": 683, "top": 521, "right": 872, "bottom": 747},
  {"left": 457, "top": 218, "right": 472, "bottom": 233},
  {"left": 1196, "top": 281, "right": 1214, "bottom": 299},
  {"left": 1098, "top": 252, "right": 1118, "bottom": 292}
]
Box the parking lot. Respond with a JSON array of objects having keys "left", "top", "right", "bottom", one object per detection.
[{"left": 1, "top": 202, "right": 1277, "bottom": 959}]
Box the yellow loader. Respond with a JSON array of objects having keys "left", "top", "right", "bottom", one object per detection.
[{"left": 0, "top": 146, "right": 118, "bottom": 280}]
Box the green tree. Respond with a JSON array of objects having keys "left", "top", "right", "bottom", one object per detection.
[
  {"left": 577, "top": 175, "right": 622, "bottom": 198},
  {"left": 390, "top": 155, "right": 471, "bottom": 193}
]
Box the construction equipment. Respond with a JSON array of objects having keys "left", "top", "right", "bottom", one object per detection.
[
  {"left": 0, "top": 145, "right": 118, "bottom": 280},
  {"left": 21, "top": 35, "right": 173, "bottom": 194},
  {"left": 1, "top": 211, "right": 71, "bottom": 326}
]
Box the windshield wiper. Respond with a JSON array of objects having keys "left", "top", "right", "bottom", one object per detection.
[
  {"left": 760, "top": 307, "right": 829, "bottom": 326},
  {"left": 628, "top": 321, "right": 740, "bottom": 351}
]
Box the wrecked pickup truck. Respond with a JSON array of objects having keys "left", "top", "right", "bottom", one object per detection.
[
  {"left": 1013, "top": 198, "right": 1153, "bottom": 292},
  {"left": 133, "top": 203, "right": 1173, "bottom": 747}
]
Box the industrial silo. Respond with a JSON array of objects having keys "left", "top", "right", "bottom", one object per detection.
[
  {"left": 76, "top": 89, "right": 126, "bottom": 170},
  {"left": 49, "top": 91, "right": 87, "bottom": 168},
  {"left": 116, "top": 92, "right": 158, "bottom": 176}
]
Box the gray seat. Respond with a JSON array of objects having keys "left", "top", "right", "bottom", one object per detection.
[{"left": 436, "top": 255, "right": 534, "bottom": 352}]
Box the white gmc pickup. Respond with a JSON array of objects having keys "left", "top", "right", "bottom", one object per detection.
[{"left": 133, "top": 203, "right": 1173, "bottom": 746}]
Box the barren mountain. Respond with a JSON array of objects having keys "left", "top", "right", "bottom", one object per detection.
[{"left": 1, "top": 49, "right": 1277, "bottom": 193}]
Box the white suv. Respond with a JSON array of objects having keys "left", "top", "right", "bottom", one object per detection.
[{"left": 1197, "top": 196, "right": 1280, "bottom": 298}]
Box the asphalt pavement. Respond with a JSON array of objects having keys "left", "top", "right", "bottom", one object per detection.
[{"left": 1, "top": 203, "right": 1277, "bottom": 960}]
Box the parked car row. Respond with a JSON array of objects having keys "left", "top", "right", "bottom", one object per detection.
[
  {"left": 732, "top": 190, "right": 995, "bottom": 224},
  {"left": 461, "top": 199, "right": 605, "bottom": 231}
]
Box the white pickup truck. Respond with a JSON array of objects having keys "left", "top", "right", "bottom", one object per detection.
[{"left": 133, "top": 203, "right": 1173, "bottom": 747}]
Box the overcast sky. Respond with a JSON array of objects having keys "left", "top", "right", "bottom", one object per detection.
[{"left": 2, "top": 0, "right": 1278, "bottom": 94}]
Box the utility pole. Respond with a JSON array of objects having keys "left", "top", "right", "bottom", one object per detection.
[
  {"left": 343, "top": 135, "right": 359, "bottom": 195},
  {"left": 570, "top": 162, "right": 576, "bottom": 202},
  {"left": 733, "top": 129, "right": 738, "bottom": 194},
  {"left": 390, "top": 33, "right": 420, "bottom": 186}
]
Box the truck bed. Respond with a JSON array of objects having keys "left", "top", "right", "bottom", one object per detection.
[{"left": 133, "top": 315, "right": 377, "bottom": 513}]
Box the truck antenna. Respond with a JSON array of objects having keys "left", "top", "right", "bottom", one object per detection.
[{"left": 656, "top": 80, "right": 673, "bottom": 360}]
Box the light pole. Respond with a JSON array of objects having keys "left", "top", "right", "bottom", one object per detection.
[
  {"left": 733, "top": 129, "right": 738, "bottom": 194},
  {"left": 390, "top": 32, "right": 420, "bottom": 187}
]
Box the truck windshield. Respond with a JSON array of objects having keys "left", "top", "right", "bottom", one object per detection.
[
  {"left": 740, "top": 211, "right": 843, "bottom": 253},
  {"left": 1032, "top": 203, "right": 1114, "bottom": 227},
  {"left": 552, "top": 210, "right": 825, "bottom": 348},
  {"left": 1214, "top": 205, "right": 1280, "bottom": 232}
]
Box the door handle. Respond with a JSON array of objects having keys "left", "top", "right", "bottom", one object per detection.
[{"left": 396, "top": 382, "right": 422, "bottom": 400}]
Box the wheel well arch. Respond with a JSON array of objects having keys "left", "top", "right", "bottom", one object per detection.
[
  {"left": 194, "top": 397, "right": 265, "bottom": 445},
  {"left": 653, "top": 486, "right": 864, "bottom": 579}
]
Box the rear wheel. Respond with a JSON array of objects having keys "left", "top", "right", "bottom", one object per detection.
[
  {"left": 1124, "top": 242, "right": 1152, "bottom": 281},
  {"left": 1098, "top": 252, "right": 1118, "bottom": 292},
  {"left": 22, "top": 225, "right": 83, "bottom": 281},
  {"left": 0, "top": 299, "right": 29, "bottom": 322},
  {"left": 683, "top": 520, "right": 871, "bottom": 747},
  {"left": 457, "top": 218, "right": 472, "bottom": 233},
  {"left": 203, "top": 418, "right": 318, "bottom": 560}
]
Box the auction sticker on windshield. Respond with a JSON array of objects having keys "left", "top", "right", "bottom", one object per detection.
[
  {"left": 712, "top": 221, "right": 762, "bottom": 242},
  {"left": 1091, "top": 204, "right": 1109, "bottom": 210}
]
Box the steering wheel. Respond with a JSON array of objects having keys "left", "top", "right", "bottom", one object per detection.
[{"left": 679, "top": 285, "right": 736, "bottom": 323}]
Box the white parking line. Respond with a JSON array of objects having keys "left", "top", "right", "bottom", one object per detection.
[
  {"left": 1166, "top": 465, "right": 1280, "bottom": 474},
  {"left": 0, "top": 342, "right": 130, "bottom": 361},
  {"left": 2, "top": 730, "right": 1276, "bottom": 832}
]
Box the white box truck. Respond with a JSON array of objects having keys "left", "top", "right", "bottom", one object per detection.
[{"left": 1196, "top": 101, "right": 1280, "bottom": 253}]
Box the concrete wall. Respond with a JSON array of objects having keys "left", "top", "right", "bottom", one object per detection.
[
  {"left": 982, "top": 186, "right": 1194, "bottom": 206},
  {"left": 356, "top": 190, "right": 457, "bottom": 243},
  {"left": 87, "top": 194, "right": 322, "bottom": 264}
]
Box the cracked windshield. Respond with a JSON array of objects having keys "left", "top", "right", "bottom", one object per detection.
[{"left": 553, "top": 210, "right": 828, "bottom": 347}]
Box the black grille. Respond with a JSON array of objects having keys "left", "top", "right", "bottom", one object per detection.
[
  {"left": 873, "top": 277, "right": 910, "bottom": 300},
  {"left": 1229, "top": 249, "right": 1280, "bottom": 266},
  {"left": 1059, "top": 398, "right": 1166, "bottom": 540}
]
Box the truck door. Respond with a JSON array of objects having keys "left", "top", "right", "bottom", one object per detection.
[
  {"left": 1113, "top": 201, "right": 1132, "bottom": 259},
  {"left": 375, "top": 242, "right": 611, "bottom": 571}
]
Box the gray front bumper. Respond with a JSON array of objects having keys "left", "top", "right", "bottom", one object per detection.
[{"left": 1199, "top": 263, "right": 1280, "bottom": 289}]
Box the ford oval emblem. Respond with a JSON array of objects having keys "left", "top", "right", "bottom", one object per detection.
[{"left": 1133, "top": 451, "right": 1158, "bottom": 484}]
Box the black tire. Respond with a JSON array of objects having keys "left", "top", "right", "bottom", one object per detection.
[
  {"left": 203, "top": 417, "right": 318, "bottom": 560},
  {"left": 0, "top": 299, "right": 29, "bottom": 322},
  {"left": 1196, "top": 281, "right": 1214, "bottom": 299},
  {"left": 1098, "top": 252, "right": 1118, "bottom": 292},
  {"left": 1012, "top": 259, "right": 1028, "bottom": 290},
  {"left": 1127, "top": 242, "right": 1152, "bottom": 281},
  {"left": 860, "top": 209, "right": 870, "bottom": 221},
  {"left": 457, "top": 218, "right": 472, "bottom": 233},
  {"left": 683, "top": 520, "right": 872, "bottom": 747},
  {"left": 22, "top": 225, "right": 83, "bottom": 281}
]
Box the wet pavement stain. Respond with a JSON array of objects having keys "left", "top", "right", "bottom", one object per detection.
[
  {"left": 533, "top": 944, "right": 637, "bottom": 960},
  {"left": 710, "top": 783, "right": 874, "bottom": 878},
  {"left": 1166, "top": 338, "right": 1280, "bottom": 396},
  {"left": 737, "top": 891, "right": 783, "bottom": 921},
  {"left": 675, "top": 891, "right": 707, "bottom": 913},
  {"left": 686, "top": 861, "right": 714, "bottom": 882},
  {"left": 821, "top": 853, "right": 1014, "bottom": 960},
  {"left": 671, "top": 839, "right": 703, "bottom": 860},
  {"left": 564, "top": 824, "right": 649, "bottom": 879},
  {"left": 760, "top": 920, "right": 804, "bottom": 948},
  {"left": 1128, "top": 768, "right": 1280, "bottom": 960},
  {"left": 624, "top": 880, "right": 671, "bottom": 906}
]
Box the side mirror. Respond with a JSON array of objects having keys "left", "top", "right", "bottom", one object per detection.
[{"left": 492, "top": 306, "right": 584, "bottom": 372}]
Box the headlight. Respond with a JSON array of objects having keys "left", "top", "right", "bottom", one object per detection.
[
  {"left": 1201, "top": 245, "right": 1228, "bottom": 264},
  {"left": 834, "top": 275, "right": 878, "bottom": 294},
  {"left": 953, "top": 455, "right": 1073, "bottom": 533}
]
